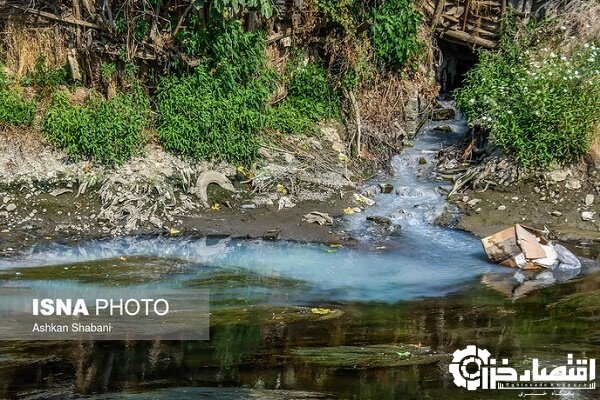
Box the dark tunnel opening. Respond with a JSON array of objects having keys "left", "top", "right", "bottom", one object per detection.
[{"left": 436, "top": 39, "right": 479, "bottom": 94}]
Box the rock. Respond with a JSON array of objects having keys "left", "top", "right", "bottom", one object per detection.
[
  {"left": 0, "top": 211, "right": 7, "bottom": 218},
  {"left": 551, "top": 211, "right": 563, "bottom": 217},
  {"left": 353, "top": 193, "right": 375, "bottom": 206},
  {"left": 263, "top": 229, "right": 280, "bottom": 240},
  {"left": 497, "top": 205, "right": 506, "bottom": 211},
  {"left": 585, "top": 194, "right": 595, "bottom": 206},
  {"left": 433, "top": 124, "right": 453, "bottom": 132},
  {"left": 379, "top": 184, "right": 393, "bottom": 194},
  {"left": 284, "top": 153, "right": 295, "bottom": 164},
  {"left": 533, "top": 187, "right": 540, "bottom": 193},
  {"left": 2, "top": 196, "right": 8, "bottom": 204},
  {"left": 418, "top": 157, "right": 427, "bottom": 165},
  {"left": 462, "top": 196, "right": 469, "bottom": 202},
  {"left": 565, "top": 178, "right": 582, "bottom": 190},
  {"left": 49, "top": 188, "right": 73, "bottom": 197},
  {"left": 366, "top": 215, "right": 392, "bottom": 226},
  {"left": 581, "top": 211, "right": 596, "bottom": 221},
  {"left": 546, "top": 169, "right": 569, "bottom": 182},
  {"left": 475, "top": 208, "right": 481, "bottom": 214},
  {"left": 241, "top": 204, "right": 257, "bottom": 209},
  {"left": 150, "top": 216, "right": 162, "bottom": 228},
  {"left": 431, "top": 108, "right": 456, "bottom": 121},
  {"left": 321, "top": 125, "right": 344, "bottom": 143},
  {"left": 277, "top": 196, "right": 296, "bottom": 211},
  {"left": 467, "top": 198, "right": 481, "bottom": 207},
  {"left": 6, "top": 203, "right": 16, "bottom": 212}
]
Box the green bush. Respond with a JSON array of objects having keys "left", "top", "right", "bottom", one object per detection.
[
  {"left": 266, "top": 63, "right": 341, "bottom": 135},
  {"left": 43, "top": 89, "right": 150, "bottom": 165},
  {"left": 159, "top": 20, "right": 274, "bottom": 165},
  {"left": 0, "top": 66, "right": 37, "bottom": 127},
  {"left": 370, "top": 0, "right": 422, "bottom": 68},
  {"left": 456, "top": 41, "right": 600, "bottom": 168},
  {"left": 20, "top": 57, "right": 70, "bottom": 94}
]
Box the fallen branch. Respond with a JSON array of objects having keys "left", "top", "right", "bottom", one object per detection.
[{"left": 12, "top": 4, "right": 106, "bottom": 30}]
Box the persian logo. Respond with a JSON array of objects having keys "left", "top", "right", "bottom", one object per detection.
[
  {"left": 449, "top": 345, "right": 491, "bottom": 390},
  {"left": 449, "top": 345, "right": 596, "bottom": 392}
]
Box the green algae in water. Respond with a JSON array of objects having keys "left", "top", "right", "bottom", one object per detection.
[
  {"left": 0, "top": 257, "right": 188, "bottom": 285},
  {"left": 291, "top": 344, "right": 449, "bottom": 369},
  {"left": 210, "top": 305, "right": 344, "bottom": 327}
]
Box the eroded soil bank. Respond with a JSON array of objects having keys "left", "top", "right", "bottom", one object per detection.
[
  {"left": 0, "top": 123, "right": 369, "bottom": 255},
  {"left": 447, "top": 157, "right": 600, "bottom": 247},
  {"left": 3, "top": 113, "right": 600, "bottom": 257}
]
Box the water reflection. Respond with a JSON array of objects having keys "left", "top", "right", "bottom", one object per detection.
[{"left": 2, "top": 271, "right": 600, "bottom": 399}]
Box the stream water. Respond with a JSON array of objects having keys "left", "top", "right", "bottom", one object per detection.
[{"left": 1, "top": 113, "right": 600, "bottom": 399}]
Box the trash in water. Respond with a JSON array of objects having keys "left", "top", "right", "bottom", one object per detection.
[
  {"left": 353, "top": 193, "right": 375, "bottom": 206},
  {"left": 481, "top": 224, "right": 580, "bottom": 270}
]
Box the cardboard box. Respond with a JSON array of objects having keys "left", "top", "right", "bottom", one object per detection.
[{"left": 481, "top": 224, "right": 555, "bottom": 270}]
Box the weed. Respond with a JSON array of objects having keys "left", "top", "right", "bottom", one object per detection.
[{"left": 43, "top": 88, "right": 151, "bottom": 165}]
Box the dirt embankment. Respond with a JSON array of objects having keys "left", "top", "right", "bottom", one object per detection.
[
  {"left": 0, "top": 123, "right": 373, "bottom": 255},
  {"left": 441, "top": 151, "right": 600, "bottom": 245}
]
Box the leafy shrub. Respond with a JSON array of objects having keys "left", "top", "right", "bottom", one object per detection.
[
  {"left": 456, "top": 40, "right": 600, "bottom": 168},
  {"left": 159, "top": 20, "right": 273, "bottom": 165},
  {"left": 43, "top": 89, "right": 150, "bottom": 165},
  {"left": 266, "top": 63, "right": 342, "bottom": 135},
  {"left": 20, "top": 57, "right": 70, "bottom": 94},
  {"left": 0, "top": 65, "right": 37, "bottom": 127},
  {"left": 370, "top": 0, "right": 422, "bottom": 68}
]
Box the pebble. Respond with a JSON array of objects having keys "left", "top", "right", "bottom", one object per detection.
[
  {"left": 284, "top": 153, "right": 295, "bottom": 163},
  {"left": 2, "top": 196, "right": 8, "bottom": 204},
  {"left": 462, "top": 196, "right": 469, "bottom": 202},
  {"left": 511, "top": 196, "right": 519, "bottom": 201},
  {"left": 533, "top": 187, "right": 540, "bottom": 193},
  {"left": 475, "top": 208, "right": 481, "bottom": 214},
  {"left": 547, "top": 170, "right": 568, "bottom": 182},
  {"left": 0, "top": 211, "right": 8, "bottom": 218},
  {"left": 585, "top": 194, "right": 595, "bottom": 206},
  {"left": 566, "top": 178, "right": 582, "bottom": 190},
  {"left": 498, "top": 205, "right": 506, "bottom": 211},
  {"left": 467, "top": 198, "right": 480, "bottom": 207},
  {"left": 582, "top": 211, "right": 596, "bottom": 221},
  {"left": 551, "top": 211, "right": 563, "bottom": 217},
  {"left": 6, "top": 203, "right": 16, "bottom": 212}
]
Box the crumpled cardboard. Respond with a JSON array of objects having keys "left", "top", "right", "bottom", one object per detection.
[{"left": 481, "top": 224, "right": 557, "bottom": 270}]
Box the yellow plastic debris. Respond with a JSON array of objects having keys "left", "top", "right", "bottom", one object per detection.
[
  {"left": 338, "top": 153, "right": 349, "bottom": 162},
  {"left": 211, "top": 202, "right": 221, "bottom": 210},
  {"left": 276, "top": 184, "right": 288, "bottom": 195},
  {"left": 343, "top": 207, "right": 355, "bottom": 214},
  {"left": 169, "top": 227, "right": 180, "bottom": 235}
]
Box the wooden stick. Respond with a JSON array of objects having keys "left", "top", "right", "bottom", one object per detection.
[
  {"left": 431, "top": 0, "right": 446, "bottom": 27},
  {"left": 173, "top": 1, "right": 194, "bottom": 37},
  {"left": 72, "top": 0, "right": 82, "bottom": 48},
  {"left": 348, "top": 90, "right": 362, "bottom": 157},
  {"left": 462, "top": 0, "right": 471, "bottom": 31},
  {"left": 12, "top": 5, "right": 106, "bottom": 30},
  {"left": 438, "top": 28, "right": 497, "bottom": 48}
]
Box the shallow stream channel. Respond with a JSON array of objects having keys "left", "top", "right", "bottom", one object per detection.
[{"left": 2, "top": 112, "right": 600, "bottom": 399}]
